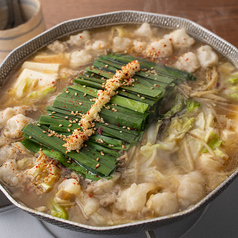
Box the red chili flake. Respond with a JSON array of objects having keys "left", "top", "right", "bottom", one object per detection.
[
  {"left": 185, "top": 58, "right": 189, "bottom": 61},
  {"left": 97, "top": 127, "right": 103, "bottom": 135},
  {"left": 88, "top": 194, "right": 93, "bottom": 198},
  {"left": 118, "top": 123, "right": 120, "bottom": 127}
]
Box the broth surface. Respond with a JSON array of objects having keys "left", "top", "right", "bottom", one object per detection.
[{"left": 0, "top": 23, "right": 238, "bottom": 226}]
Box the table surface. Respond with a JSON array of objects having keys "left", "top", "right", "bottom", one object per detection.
[{"left": 40, "top": 0, "right": 238, "bottom": 48}]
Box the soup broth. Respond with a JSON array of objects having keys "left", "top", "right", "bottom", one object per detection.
[{"left": 0, "top": 23, "right": 238, "bottom": 226}]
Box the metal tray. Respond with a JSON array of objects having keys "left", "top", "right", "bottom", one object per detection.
[{"left": 0, "top": 10, "right": 238, "bottom": 235}]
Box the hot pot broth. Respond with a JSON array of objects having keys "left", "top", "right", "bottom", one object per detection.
[{"left": 0, "top": 23, "right": 238, "bottom": 226}]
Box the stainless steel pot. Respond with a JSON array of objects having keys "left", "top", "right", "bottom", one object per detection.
[{"left": 0, "top": 10, "right": 238, "bottom": 235}]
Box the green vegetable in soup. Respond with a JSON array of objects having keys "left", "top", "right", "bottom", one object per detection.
[
  {"left": 228, "top": 72, "right": 238, "bottom": 84},
  {"left": 28, "top": 86, "right": 56, "bottom": 99},
  {"left": 21, "top": 53, "right": 196, "bottom": 181},
  {"left": 202, "top": 133, "right": 222, "bottom": 153},
  {"left": 50, "top": 201, "right": 68, "bottom": 220},
  {"left": 187, "top": 100, "right": 201, "bottom": 112}
]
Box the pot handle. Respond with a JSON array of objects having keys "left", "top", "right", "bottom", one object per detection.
[{"left": 145, "top": 230, "right": 156, "bottom": 238}]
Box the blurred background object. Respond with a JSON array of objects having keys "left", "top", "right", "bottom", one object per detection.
[
  {"left": 0, "top": 0, "right": 46, "bottom": 63},
  {"left": 40, "top": 0, "right": 238, "bottom": 48}
]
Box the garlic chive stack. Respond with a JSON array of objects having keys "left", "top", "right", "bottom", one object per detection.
[{"left": 21, "top": 53, "right": 196, "bottom": 181}]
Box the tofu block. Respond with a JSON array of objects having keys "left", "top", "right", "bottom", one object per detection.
[
  {"left": 33, "top": 53, "right": 70, "bottom": 64},
  {"left": 22, "top": 61, "right": 61, "bottom": 74},
  {"left": 221, "top": 129, "right": 237, "bottom": 143}
]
